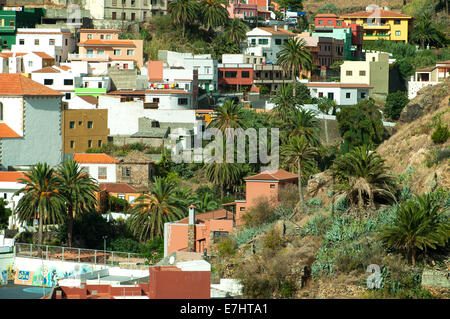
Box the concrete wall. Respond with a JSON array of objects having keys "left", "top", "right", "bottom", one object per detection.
[{"left": 2, "top": 96, "right": 63, "bottom": 169}]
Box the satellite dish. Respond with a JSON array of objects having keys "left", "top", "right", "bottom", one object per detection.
[{"left": 169, "top": 256, "right": 175, "bottom": 265}]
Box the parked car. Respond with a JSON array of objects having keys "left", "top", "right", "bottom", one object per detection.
[{"left": 216, "top": 96, "right": 240, "bottom": 107}]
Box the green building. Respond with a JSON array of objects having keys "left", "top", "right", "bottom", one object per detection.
[
  {"left": 0, "top": 7, "right": 45, "bottom": 51},
  {"left": 312, "top": 27, "right": 354, "bottom": 60}
]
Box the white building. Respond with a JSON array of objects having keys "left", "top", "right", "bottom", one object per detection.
[
  {"left": 11, "top": 28, "right": 76, "bottom": 64},
  {"left": 306, "top": 82, "right": 372, "bottom": 106},
  {"left": 244, "top": 26, "right": 296, "bottom": 64},
  {"left": 407, "top": 60, "right": 450, "bottom": 99},
  {"left": 73, "top": 153, "right": 119, "bottom": 183},
  {"left": 0, "top": 51, "right": 55, "bottom": 74},
  {"left": 0, "top": 171, "right": 25, "bottom": 214}
]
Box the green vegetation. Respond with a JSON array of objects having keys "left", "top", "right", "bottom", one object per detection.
[
  {"left": 431, "top": 122, "right": 450, "bottom": 144},
  {"left": 0, "top": 199, "right": 12, "bottom": 229},
  {"left": 384, "top": 91, "right": 409, "bottom": 121}
]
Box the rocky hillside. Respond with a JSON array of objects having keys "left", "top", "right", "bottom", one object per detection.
[{"left": 377, "top": 78, "right": 450, "bottom": 194}]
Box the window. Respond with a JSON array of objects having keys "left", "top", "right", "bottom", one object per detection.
[
  {"left": 318, "top": 92, "right": 323, "bottom": 98},
  {"left": 70, "top": 140, "right": 75, "bottom": 148},
  {"left": 112, "top": 12, "right": 117, "bottom": 20},
  {"left": 346, "top": 92, "right": 351, "bottom": 99},
  {"left": 122, "top": 12, "right": 126, "bottom": 20},
  {"left": 270, "top": 184, "right": 275, "bottom": 189},
  {"left": 328, "top": 20, "right": 332, "bottom": 25},
  {"left": 100, "top": 34, "right": 105, "bottom": 39},
  {"left": 131, "top": 0, "right": 136, "bottom": 6},
  {"left": 240, "top": 207, "right": 245, "bottom": 211},
  {"left": 395, "top": 31, "right": 401, "bottom": 36},
  {"left": 318, "top": 20, "right": 323, "bottom": 25},
  {"left": 87, "top": 121, "right": 93, "bottom": 128},
  {"left": 69, "top": 121, "right": 75, "bottom": 129},
  {"left": 359, "top": 70, "right": 366, "bottom": 76},
  {"left": 34, "top": 39, "right": 39, "bottom": 45},
  {"left": 106, "top": 34, "right": 112, "bottom": 40},
  {"left": 49, "top": 39, "right": 55, "bottom": 45},
  {"left": 275, "top": 38, "right": 282, "bottom": 45},
  {"left": 394, "top": 20, "right": 400, "bottom": 25},
  {"left": 98, "top": 140, "right": 102, "bottom": 147},
  {"left": 78, "top": 121, "right": 83, "bottom": 126},
  {"left": 218, "top": 70, "right": 223, "bottom": 78},
  {"left": 153, "top": 98, "right": 160, "bottom": 103},
  {"left": 251, "top": 38, "right": 256, "bottom": 45},
  {"left": 131, "top": 13, "right": 135, "bottom": 20},
  {"left": 98, "top": 82, "right": 103, "bottom": 88},
  {"left": 114, "top": 49, "right": 121, "bottom": 55},
  {"left": 241, "top": 71, "right": 250, "bottom": 78},
  {"left": 346, "top": 70, "right": 352, "bottom": 76},
  {"left": 44, "top": 79, "right": 54, "bottom": 85},
  {"left": 64, "top": 79, "right": 73, "bottom": 85},
  {"left": 225, "top": 71, "right": 237, "bottom": 78},
  {"left": 112, "top": 0, "right": 117, "bottom": 5},
  {"left": 98, "top": 167, "right": 107, "bottom": 179},
  {"left": 118, "top": 194, "right": 126, "bottom": 200},
  {"left": 19, "top": 39, "right": 24, "bottom": 45},
  {"left": 327, "top": 92, "right": 334, "bottom": 100},
  {"left": 127, "top": 49, "right": 134, "bottom": 56},
  {"left": 258, "top": 38, "right": 268, "bottom": 45},
  {"left": 128, "top": 195, "right": 136, "bottom": 204},
  {"left": 65, "top": 39, "right": 68, "bottom": 46},
  {"left": 122, "top": 166, "right": 131, "bottom": 177},
  {"left": 65, "top": 93, "right": 71, "bottom": 100},
  {"left": 143, "top": 11, "right": 147, "bottom": 20},
  {"left": 87, "top": 34, "right": 93, "bottom": 39},
  {"left": 361, "top": 92, "right": 366, "bottom": 99},
  {"left": 87, "top": 49, "right": 94, "bottom": 55},
  {"left": 28, "top": 61, "right": 33, "bottom": 67},
  {"left": 178, "top": 98, "right": 188, "bottom": 105},
  {"left": 88, "top": 140, "right": 92, "bottom": 148},
  {"left": 97, "top": 49, "right": 105, "bottom": 55}
]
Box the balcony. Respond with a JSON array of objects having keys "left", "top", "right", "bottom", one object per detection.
[
  {"left": 0, "top": 25, "right": 15, "bottom": 32},
  {"left": 363, "top": 23, "right": 391, "bottom": 29},
  {"left": 68, "top": 53, "right": 110, "bottom": 61},
  {"left": 363, "top": 34, "right": 390, "bottom": 40}
]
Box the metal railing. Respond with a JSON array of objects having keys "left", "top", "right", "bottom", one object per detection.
[{"left": 14, "top": 243, "right": 147, "bottom": 266}]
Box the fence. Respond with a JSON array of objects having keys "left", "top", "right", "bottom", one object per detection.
[{"left": 14, "top": 243, "right": 147, "bottom": 266}]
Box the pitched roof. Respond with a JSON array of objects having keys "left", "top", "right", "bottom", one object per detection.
[
  {"left": 78, "top": 95, "right": 98, "bottom": 105},
  {"left": 306, "top": 82, "right": 373, "bottom": 88},
  {"left": 32, "top": 51, "right": 55, "bottom": 60},
  {"left": 0, "top": 171, "right": 26, "bottom": 182},
  {"left": 0, "top": 52, "right": 28, "bottom": 58},
  {"left": 79, "top": 29, "right": 121, "bottom": 33},
  {"left": 99, "top": 183, "right": 139, "bottom": 194},
  {"left": 78, "top": 39, "right": 136, "bottom": 47},
  {"left": 0, "top": 74, "right": 63, "bottom": 96},
  {"left": 340, "top": 9, "right": 411, "bottom": 18},
  {"left": 32, "top": 66, "right": 61, "bottom": 73},
  {"left": 176, "top": 209, "right": 232, "bottom": 224},
  {"left": 74, "top": 153, "right": 119, "bottom": 164},
  {"left": 0, "top": 123, "right": 21, "bottom": 138},
  {"left": 244, "top": 169, "right": 298, "bottom": 181},
  {"left": 315, "top": 13, "right": 338, "bottom": 18},
  {"left": 256, "top": 27, "right": 296, "bottom": 36}
]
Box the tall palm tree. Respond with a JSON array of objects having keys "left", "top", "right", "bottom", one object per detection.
[
  {"left": 128, "top": 177, "right": 185, "bottom": 241},
  {"left": 410, "top": 13, "right": 446, "bottom": 49},
  {"left": 15, "top": 163, "right": 65, "bottom": 246},
  {"left": 276, "top": 38, "right": 313, "bottom": 98},
  {"left": 379, "top": 194, "right": 450, "bottom": 267},
  {"left": 193, "top": 191, "right": 221, "bottom": 212},
  {"left": 168, "top": 0, "right": 199, "bottom": 38},
  {"left": 224, "top": 18, "right": 248, "bottom": 44},
  {"left": 200, "top": 0, "right": 229, "bottom": 33},
  {"left": 208, "top": 100, "right": 247, "bottom": 133},
  {"left": 204, "top": 161, "right": 242, "bottom": 198},
  {"left": 270, "top": 84, "right": 297, "bottom": 122},
  {"left": 288, "top": 108, "right": 321, "bottom": 147},
  {"left": 281, "top": 135, "right": 318, "bottom": 210},
  {"left": 331, "top": 146, "right": 397, "bottom": 215},
  {"left": 56, "top": 160, "right": 99, "bottom": 247}
]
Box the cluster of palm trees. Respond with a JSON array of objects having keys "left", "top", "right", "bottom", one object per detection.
[
  {"left": 15, "top": 161, "right": 99, "bottom": 247},
  {"left": 168, "top": 0, "right": 248, "bottom": 43}
]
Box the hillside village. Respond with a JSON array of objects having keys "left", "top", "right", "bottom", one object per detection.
[{"left": 0, "top": 0, "right": 449, "bottom": 300}]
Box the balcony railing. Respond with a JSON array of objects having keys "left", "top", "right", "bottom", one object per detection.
[{"left": 68, "top": 53, "right": 110, "bottom": 61}]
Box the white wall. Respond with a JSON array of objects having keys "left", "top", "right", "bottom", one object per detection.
[
  {"left": 0, "top": 96, "right": 24, "bottom": 137},
  {"left": 144, "top": 92, "right": 193, "bottom": 110},
  {"left": 79, "top": 163, "right": 117, "bottom": 183},
  {"left": 407, "top": 81, "right": 438, "bottom": 100}
]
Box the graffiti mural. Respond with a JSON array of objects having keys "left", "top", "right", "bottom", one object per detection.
[{"left": 17, "top": 263, "right": 94, "bottom": 287}]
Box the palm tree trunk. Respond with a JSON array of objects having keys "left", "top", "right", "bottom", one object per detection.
[
  {"left": 292, "top": 70, "right": 296, "bottom": 99},
  {"left": 297, "top": 160, "right": 304, "bottom": 210},
  {"left": 38, "top": 213, "right": 43, "bottom": 246},
  {"left": 182, "top": 22, "right": 186, "bottom": 38},
  {"left": 67, "top": 205, "right": 74, "bottom": 248}
]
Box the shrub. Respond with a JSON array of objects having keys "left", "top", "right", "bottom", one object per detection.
[
  {"left": 263, "top": 228, "right": 284, "bottom": 252},
  {"left": 384, "top": 91, "right": 409, "bottom": 121},
  {"left": 241, "top": 197, "right": 277, "bottom": 228},
  {"left": 109, "top": 237, "right": 142, "bottom": 253},
  {"left": 431, "top": 122, "right": 450, "bottom": 144},
  {"left": 215, "top": 237, "right": 237, "bottom": 258}
]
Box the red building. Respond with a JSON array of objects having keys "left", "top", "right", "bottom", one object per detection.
[{"left": 218, "top": 64, "right": 254, "bottom": 92}]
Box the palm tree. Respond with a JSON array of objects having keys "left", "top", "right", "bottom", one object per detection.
[
  {"left": 379, "top": 194, "right": 450, "bottom": 267},
  {"left": 224, "top": 18, "right": 248, "bottom": 44},
  {"left": 193, "top": 191, "right": 221, "bottom": 212},
  {"left": 15, "top": 163, "right": 65, "bottom": 246},
  {"left": 288, "top": 108, "right": 321, "bottom": 147},
  {"left": 168, "top": 0, "right": 199, "bottom": 38},
  {"left": 204, "top": 161, "right": 242, "bottom": 198},
  {"left": 276, "top": 38, "right": 313, "bottom": 98},
  {"left": 281, "top": 135, "right": 318, "bottom": 210},
  {"left": 56, "top": 160, "right": 99, "bottom": 247},
  {"left": 200, "top": 0, "right": 229, "bottom": 33},
  {"left": 270, "top": 84, "right": 297, "bottom": 122},
  {"left": 410, "top": 13, "right": 447, "bottom": 49},
  {"left": 128, "top": 177, "right": 185, "bottom": 241},
  {"left": 331, "top": 146, "right": 397, "bottom": 215},
  {"left": 208, "top": 100, "right": 247, "bottom": 133}
]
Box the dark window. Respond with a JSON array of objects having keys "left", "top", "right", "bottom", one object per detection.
[
  {"left": 346, "top": 92, "right": 351, "bottom": 99},
  {"left": 225, "top": 71, "right": 237, "bottom": 78},
  {"left": 98, "top": 140, "right": 102, "bottom": 147},
  {"left": 394, "top": 20, "right": 400, "bottom": 25},
  {"left": 131, "top": 13, "right": 135, "bottom": 20},
  {"left": 178, "top": 98, "right": 188, "bottom": 105},
  {"left": 240, "top": 207, "right": 245, "bottom": 211},
  {"left": 0, "top": 102, "right": 3, "bottom": 121},
  {"left": 69, "top": 121, "right": 75, "bottom": 129},
  {"left": 44, "top": 79, "right": 53, "bottom": 85},
  {"left": 19, "top": 39, "right": 24, "bottom": 45},
  {"left": 65, "top": 93, "right": 71, "bottom": 100},
  {"left": 318, "top": 92, "right": 323, "bottom": 97},
  {"left": 112, "top": 12, "right": 117, "bottom": 20},
  {"left": 327, "top": 92, "right": 334, "bottom": 100},
  {"left": 64, "top": 79, "right": 73, "bottom": 85},
  {"left": 241, "top": 71, "right": 250, "bottom": 78},
  {"left": 87, "top": 121, "right": 93, "bottom": 128},
  {"left": 122, "top": 167, "right": 131, "bottom": 177},
  {"left": 361, "top": 92, "right": 366, "bottom": 99},
  {"left": 152, "top": 98, "right": 160, "bottom": 103},
  {"left": 218, "top": 70, "right": 223, "bottom": 78},
  {"left": 275, "top": 39, "right": 282, "bottom": 45},
  {"left": 70, "top": 140, "right": 75, "bottom": 148},
  {"left": 270, "top": 184, "right": 275, "bottom": 188},
  {"left": 88, "top": 140, "right": 92, "bottom": 148}
]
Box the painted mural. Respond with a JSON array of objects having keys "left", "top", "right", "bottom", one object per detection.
[
  {"left": 1, "top": 265, "right": 15, "bottom": 284},
  {"left": 14, "top": 263, "right": 93, "bottom": 287}
]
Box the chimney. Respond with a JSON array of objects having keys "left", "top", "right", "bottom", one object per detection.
[{"left": 187, "top": 205, "right": 196, "bottom": 252}]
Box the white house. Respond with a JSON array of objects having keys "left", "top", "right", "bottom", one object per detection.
[
  {"left": 11, "top": 28, "right": 76, "bottom": 64},
  {"left": 407, "top": 60, "right": 450, "bottom": 99},
  {"left": 0, "top": 51, "right": 55, "bottom": 74},
  {"left": 306, "top": 82, "right": 373, "bottom": 106},
  {"left": 73, "top": 153, "right": 119, "bottom": 183},
  {"left": 0, "top": 171, "right": 28, "bottom": 230},
  {"left": 244, "top": 26, "right": 296, "bottom": 64}
]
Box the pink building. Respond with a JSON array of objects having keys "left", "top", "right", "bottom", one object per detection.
[
  {"left": 227, "top": 0, "right": 271, "bottom": 20},
  {"left": 69, "top": 29, "right": 144, "bottom": 69}
]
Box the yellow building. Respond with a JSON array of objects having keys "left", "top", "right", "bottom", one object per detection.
[{"left": 341, "top": 9, "right": 412, "bottom": 43}]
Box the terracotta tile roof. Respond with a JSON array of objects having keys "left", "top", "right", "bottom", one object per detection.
[
  {"left": 244, "top": 169, "right": 298, "bottom": 181},
  {"left": 0, "top": 171, "right": 26, "bottom": 182},
  {"left": 78, "top": 39, "right": 136, "bottom": 47},
  {"left": 306, "top": 82, "right": 373, "bottom": 88},
  {"left": 74, "top": 153, "right": 120, "bottom": 164},
  {"left": 32, "top": 51, "right": 55, "bottom": 60},
  {"left": 58, "top": 65, "right": 71, "bottom": 71},
  {"left": 78, "top": 95, "right": 98, "bottom": 105},
  {"left": 315, "top": 13, "right": 338, "bottom": 18},
  {"left": 32, "top": 66, "right": 61, "bottom": 73},
  {"left": 80, "top": 29, "right": 121, "bottom": 33},
  {"left": 256, "top": 27, "right": 296, "bottom": 36},
  {"left": 99, "top": 183, "right": 139, "bottom": 193},
  {"left": 416, "top": 66, "right": 436, "bottom": 73},
  {"left": 341, "top": 9, "right": 411, "bottom": 18},
  {"left": 0, "top": 74, "right": 64, "bottom": 96},
  {"left": 0, "top": 123, "right": 21, "bottom": 138},
  {"left": 176, "top": 209, "right": 232, "bottom": 224},
  {"left": 0, "top": 52, "right": 28, "bottom": 58}
]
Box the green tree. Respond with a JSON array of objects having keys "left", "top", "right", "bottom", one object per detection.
[
  {"left": 0, "top": 199, "right": 12, "bottom": 229},
  {"left": 288, "top": 108, "right": 322, "bottom": 147},
  {"left": 270, "top": 84, "right": 297, "bottom": 122},
  {"left": 410, "top": 13, "right": 448, "bottom": 49},
  {"left": 15, "top": 163, "right": 65, "bottom": 245},
  {"left": 204, "top": 161, "right": 243, "bottom": 198},
  {"left": 192, "top": 191, "right": 221, "bottom": 213},
  {"left": 224, "top": 18, "right": 249, "bottom": 44},
  {"left": 379, "top": 193, "right": 450, "bottom": 267},
  {"left": 210, "top": 35, "right": 241, "bottom": 60},
  {"left": 277, "top": 38, "right": 313, "bottom": 98},
  {"left": 56, "top": 160, "right": 99, "bottom": 247},
  {"left": 128, "top": 177, "right": 185, "bottom": 241},
  {"left": 208, "top": 100, "right": 247, "bottom": 133},
  {"left": 336, "top": 99, "right": 386, "bottom": 153},
  {"left": 168, "top": 0, "right": 199, "bottom": 38},
  {"left": 200, "top": 0, "right": 229, "bottom": 33},
  {"left": 317, "top": 97, "right": 337, "bottom": 115},
  {"left": 281, "top": 135, "right": 318, "bottom": 210},
  {"left": 384, "top": 91, "right": 409, "bottom": 121},
  {"left": 331, "top": 146, "right": 397, "bottom": 215}
]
